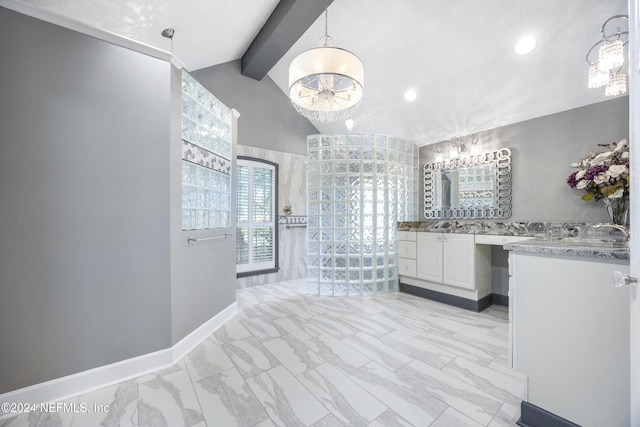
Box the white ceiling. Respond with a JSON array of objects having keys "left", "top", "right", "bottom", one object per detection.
[{"left": 15, "top": 0, "right": 629, "bottom": 145}]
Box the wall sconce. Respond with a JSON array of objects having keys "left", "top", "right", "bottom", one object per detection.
[
  {"left": 451, "top": 136, "right": 465, "bottom": 153},
  {"left": 586, "top": 15, "right": 629, "bottom": 96},
  {"left": 450, "top": 135, "right": 479, "bottom": 154}
]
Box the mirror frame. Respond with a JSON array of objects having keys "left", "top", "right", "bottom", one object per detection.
[{"left": 423, "top": 148, "right": 512, "bottom": 219}]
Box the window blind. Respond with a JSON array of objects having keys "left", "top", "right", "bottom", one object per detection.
[{"left": 236, "top": 157, "right": 278, "bottom": 275}]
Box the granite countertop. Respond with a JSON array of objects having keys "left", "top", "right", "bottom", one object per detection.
[
  {"left": 397, "top": 220, "right": 571, "bottom": 237},
  {"left": 397, "top": 227, "right": 541, "bottom": 237},
  {"left": 397, "top": 221, "right": 630, "bottom": 260},
  {"left": 503, "top": 238, "right": 629, "bottom": 260}
]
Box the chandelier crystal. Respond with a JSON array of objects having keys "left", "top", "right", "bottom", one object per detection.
[
  {"left": 288, "top": 2, "right": 364, "bottom": 123},
  {"left": 585, "top": 15, "right": 628, "bottom": 96},
  {"left": 588, "top": 63, "right": 609, "bottom": 88},
  {"left": 605, "top": 72, "right": 627, "bottom": 96},
  {"left": 598, "top": 39, "right": 624, "bottom": 72}
]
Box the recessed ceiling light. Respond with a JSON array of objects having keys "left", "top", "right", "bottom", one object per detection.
[
  {"left": 404, "top": 89, "right": 417, "bottom": 102},
  {"left": 515, "top": 36, "right": 537, "bottom": 55}
]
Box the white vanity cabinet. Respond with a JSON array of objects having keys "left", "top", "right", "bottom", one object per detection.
[
  {"left": 416, "top": 233, "right": 475, "bottom": 289},
  {"left": 509, "top": 250, "right": 630, "bottom": 427},
  {"left": 399, "top": 231, "right": 492, "bottom": 311}
]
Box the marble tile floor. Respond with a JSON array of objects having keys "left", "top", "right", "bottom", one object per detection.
[{"left": 1, "top": 279, "right": 524, "bottom": 427}]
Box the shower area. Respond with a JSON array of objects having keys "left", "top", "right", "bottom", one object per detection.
[{"left": 306, "top": 134, "right": 418, "bottom": 296}]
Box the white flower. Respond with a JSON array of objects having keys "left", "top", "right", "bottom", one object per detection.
[
  {"left": 593, "top": 151, "right": 614, "bottom": 162},
  {"left": 607, "top": 164, "right": 628, "bottom": 178},
  {"left": 614, "top": 139, "right": 629, "bottom": 151},
  {"left": 568, "top": 139, "right": 630, "bottom": 201},
  {"left": 576, "top": 179, "right": 590, "bottom": 189},
  {"left": 608, "top": 188, "right": 624, "bottom": 199},
  {"left": 593, "top": 172, "right": 608, "bottom": 184}
]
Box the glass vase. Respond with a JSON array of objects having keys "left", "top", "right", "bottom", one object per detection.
[{"left": 603, "top": 197, "right": 629, "bottom": 226}]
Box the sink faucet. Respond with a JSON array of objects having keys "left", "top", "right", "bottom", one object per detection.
[{"left": 593, "top": 223, "right": 630, "bottom": 240}]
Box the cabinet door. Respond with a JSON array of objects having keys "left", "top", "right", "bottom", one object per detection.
[
  {"left": 442, "top": 234, "right": 475, "bottom": 289},
  {"left": 416, "top": 233, "right": 443, "bottom": 282}
]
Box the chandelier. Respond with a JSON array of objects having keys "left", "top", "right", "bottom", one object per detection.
[
  {"left": 288, "top": 1, "right": 364, "bottom": 123},
  {"left": 586, "top": 15, "right": 629, "bottom": 97}
]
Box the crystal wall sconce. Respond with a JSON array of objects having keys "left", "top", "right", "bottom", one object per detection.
[
  {"left": 450, "top": 135, "right": 479, "bottom": 154},
  {"left": 586, "top": 15, "right": 629, "bottom": 96}
]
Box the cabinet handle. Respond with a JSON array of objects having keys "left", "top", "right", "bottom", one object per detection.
[{"left": 613, "top": 271, "right": 638, "bottom": 287}]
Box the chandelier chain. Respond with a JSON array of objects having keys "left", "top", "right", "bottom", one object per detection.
[{"left": 324, "top": 0, "right": 329, "bottom": 38}]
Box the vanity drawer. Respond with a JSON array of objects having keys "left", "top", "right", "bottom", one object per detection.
[
  {"left": 399, "top": 241, "right": 417, "bottom": 259},
  {"left": 399, "top": 258, "right": 417, "bottom": 277},
  {"left": 398, "top": 231, "right": 417, "bottom": 241}
]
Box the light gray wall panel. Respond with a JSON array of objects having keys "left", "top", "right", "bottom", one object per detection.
[
  {"left": 0, "top": 8, "right": 171, "bottom": 393},
  {"left": 419, "top": 97, "right": 630, "bottom": 223},
  {"left": 192, "top": 60, "right": 318, "bottom": 156}
]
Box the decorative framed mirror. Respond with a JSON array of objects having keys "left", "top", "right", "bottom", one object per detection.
[{"left": 423, "top": 148, "right": 512, "bottom": 219}]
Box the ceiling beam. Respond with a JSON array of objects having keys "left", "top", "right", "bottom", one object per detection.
[{"left": 241, "top": 0, "right": 334, "bottom": 81}]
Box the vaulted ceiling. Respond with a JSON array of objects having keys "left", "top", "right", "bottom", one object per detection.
[{"left": 13, "top": 0, "right": 629, "bottom": 145}]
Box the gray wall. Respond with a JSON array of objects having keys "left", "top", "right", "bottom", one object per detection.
[
  {"left": 0, "top": 7, "right": 238, "bottom": 393},
  {"left": 192, "top": 60, "right": 318, "bottom": 156},
  {"left": 0, "top": 8, "right": 172, "bottom": 393},
  {"left": 419, "top": 97, "right": 629, "bottom": 297},
  {"left": 169, "top": 66, "right": 237, "bottom": 344},
  {"left": 419, "top": 97, "right": 630, "bottom": 223}
]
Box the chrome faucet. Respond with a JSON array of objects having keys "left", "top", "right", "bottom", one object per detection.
[{"left": 593, "top": 223, "right": 630, "bottom": 241}]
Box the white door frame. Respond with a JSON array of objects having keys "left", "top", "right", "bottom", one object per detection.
[{"left": 629, "top": 0, "right": 639, "bottom": 425}]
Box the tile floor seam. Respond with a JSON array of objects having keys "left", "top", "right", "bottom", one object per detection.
[
  {"left": 293, "top": 361, "right": 389, "bottom": 427},
  {"left": 182, "top": 356, "right": 208, "bottom": 427}
]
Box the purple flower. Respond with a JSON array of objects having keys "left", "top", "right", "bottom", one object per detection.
[
  {"left": 584, "top": 164, "right": 608, "bottom": 181},
  {"left": 567, "top": 171, "right": 579, "bottom": 188}
]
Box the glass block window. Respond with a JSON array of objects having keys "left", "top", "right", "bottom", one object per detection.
[
  {"left": 236, "top": 157, "right": 279, "bottom": 276},
  {"left": 181, "top": 71, "right": 232, "bottom": 230},
  {"left": 306, "top": 134, "right": 418, "bottom": 296}
]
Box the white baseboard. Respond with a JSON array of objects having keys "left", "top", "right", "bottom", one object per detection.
[
  {"left": 0, "top": 302, "right": 237, "bottom": 420},
  {"left": 171, "top": 302, "right": 238, "bottom": 362}
]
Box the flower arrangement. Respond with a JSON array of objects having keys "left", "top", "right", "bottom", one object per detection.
[{"left": 567, "top": 138, "right": 629, "bottom": 202}]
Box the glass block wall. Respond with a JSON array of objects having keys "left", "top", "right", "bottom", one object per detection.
[
  {"left": 307, "top": 134, "right": 418, "bottom": 296},
  {"left": 181, "top": 71, "right": 232, "bottom": 230}
]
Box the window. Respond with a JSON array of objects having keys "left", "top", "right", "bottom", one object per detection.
[{"left": 236, "top": 157, "right": 279, "bottom": 276}]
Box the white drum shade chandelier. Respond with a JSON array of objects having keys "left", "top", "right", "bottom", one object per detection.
[{"left": 288, "top": 1, "right": 364, "bottom": 123}]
